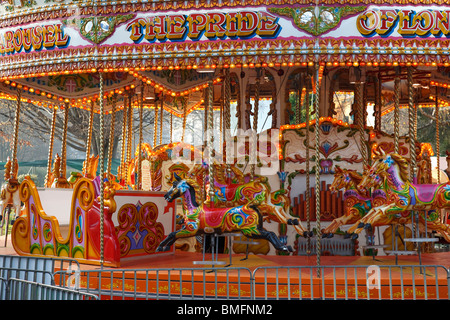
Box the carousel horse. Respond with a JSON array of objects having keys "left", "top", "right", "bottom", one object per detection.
[
  {"left": 322, "top": 166, "right": 386, "bottom": 237},
  {"left": 156, "top": 174, "right": 293, "bottom": 253},
  {"left": 83, "top": 154, "right": 99, "bottom": 180},
  {"left": 347, "top": 151, "right": 450, "bottom": 242},
  {"left": 49, "top": 154, "right": 61, "bottom": 187},
  {"left": 0, "top": 157, "right": 21, "bottom": 224},
  {"left": 185, "top": 163, "right": 311, "bottom": 237},
  {"left": 50, "top": 153, "right": 70, "bottom": 188},
  {"left": 68, "top": 154, "right": 100, "bottom": 187}
]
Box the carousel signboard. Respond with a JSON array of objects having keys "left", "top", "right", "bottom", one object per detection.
[
  {"left": 356, "top": 8, "right": 450, "bottom": 37},
  {"left": 0, "top": 22, "right": 69, "bottom": 55},
  {"left": 126, "top": 11, "right": 281, "bottom": 43},
  {"left": 0, "top": 4, "right": 450, "bottom": 71}
]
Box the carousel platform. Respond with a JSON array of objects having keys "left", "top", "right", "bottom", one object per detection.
[{"left": 111, "top": 250, "right": 450, "bottom": 270}]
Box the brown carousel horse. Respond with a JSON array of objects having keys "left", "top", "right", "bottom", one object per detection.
[
  {"left": 347, "top": 151, "right": 450, "bottom": 241},
  {"left": 183, "top": 163, "right": 312, "bottom": 237},
  {"left": 322, "top": 166, "right": 386, "bottom": 238}
]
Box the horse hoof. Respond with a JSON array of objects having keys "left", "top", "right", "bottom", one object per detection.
[
  {"left": 156, "top": 245, "right": 169, "bottom": 252},
  {"left": 321, "top": 233, "right": 328, "bottom": 239},
  {"left": 327, "top": 233, "right": 334, "bottom": 238},
  {"left": 351, "top": 233, "right": 359, "bottom": 240},
  {"left": 364, "top": 223, "right": 372, "bottom": 230},
  {"left": 344, "top": 233, "right": 351, "bottom": 239},
  {"left": 357, "top": 222, "right": 365, "bottom": 228},
  {"left": 303, "top": 231, "right": 309, "bottom": 238}
]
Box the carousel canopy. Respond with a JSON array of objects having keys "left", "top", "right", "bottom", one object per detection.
[{"left": 0, "top": 0, "right": 450, "bottom": 115}]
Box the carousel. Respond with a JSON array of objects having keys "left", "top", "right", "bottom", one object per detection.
[{"left": 0, "top": 0, "right": 449, "bottom": 299}]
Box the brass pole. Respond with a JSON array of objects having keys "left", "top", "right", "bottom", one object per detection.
[
  {"left": 436, "top": 86, "right": 440, "bottom": 184},
  {"left": 10, "top": 88, "right": 21, "bottom": 181},
  {"left": 120, "top": 96, "right": 128, "bottom": 182},
  {"left": 107, "top": 95, "right": 117, "bottom": 179},
  {"left": 314, "top": 63, "right": 321, "bottom": 273},
  {"left": 159, "top": 94, "right": 163, "bottom": 145},
  {"left": 83, "top": 101, "right": 95, "bottom": 176},
  {"left": 98, "top": 72, "right": 105, "bottom": 266},
  {"left": 60, "top": 102, "right": 70, "bottom": 183},
  {"left": 138, "top": 85, "right": 144, "bottom": 190},
  {"left": 394, "top": 74, "right": 400, "bottom": 154},
  {"left": 153, "top": 101, "right": 158, "bottom": 147},
  {"left": 126, "top": 92, "right": 133, "bottom": 164},
  {"left": 45, "top": 107, "right": 57, "bottom": 187},
  {"left": 207, "top": 81, "right": 215, "bottom": 206}
]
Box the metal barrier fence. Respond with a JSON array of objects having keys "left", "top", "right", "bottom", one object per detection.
[
  {"left": 0, "top": 255, "right": 80, "bottom": 300},
  {"left": 252, "top": 265, "right": 450, "bottom": 300},
  {"left": 3, "top": 277, "right": 98, "bottom": 300},
  {"left": 56, "top": 264, "right": 450, "bottom": 300},
  {"left": 1, "top": 254, "right": 449, "bottom": 300},
  {"left": 55, "top": 267, "right": 254, "bottom": 300},
  {"left": 0, "top": 255, "right": 80, "bottom": 284}
]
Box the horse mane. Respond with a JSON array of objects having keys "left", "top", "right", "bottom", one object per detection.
[
  {"left": 184, "top": 177, "right": 203, "bottom": 205},
  {"left": 390, "top": 153, "right": 409, "bottom": 183},
  {"left": 346, "top": 169, "right": 363, "bottom": 184},
  {"left": 186, "top": 182, "right": 200, "bottom": 208}
]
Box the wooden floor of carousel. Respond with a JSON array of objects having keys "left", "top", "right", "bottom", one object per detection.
[{"left": 1, "top": 235, "right": 449, "bottom": 299}]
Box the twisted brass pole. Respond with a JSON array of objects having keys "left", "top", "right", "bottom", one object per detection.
[
  {"left": 10, "top": 88, "right": 21, "bottom": 180},
  {"left": 120, "top": 96, "right": 128, "bottom": 182},
  {"left": 314, "top": 63, "right": 321, "bottom": 273},
  {"left": 182, "top": 104, "right": 187, "bottom": 143},
  {"left": 107, "top": 95, "right": 117, "bottom": 179},
  {"left": 305, "top": 81, "right": 311, "bottom": 254},
  {"left": 126, "top": 92, "right": 133, "bottom": 164},
  {"left": 407, "top": 67, "right": 416, "bottom": 181},
  {"left": 394, "top": 75, "right": 400, "bottom": 154},
  {"left": 153, "top": 101, "right": 158, "bottom": 147},
  {"left": 251, "top": 70, "right": 261, "bottom": 180},
  {"left": 83, "top": 101, "right": 95, "bottom": 176},
  {"left": 138, "top": 85, "right": 144, "bottom": 190},
  {"left": 207, "top": 81, "right": 215, "bottom": 206},
  {"left": 45, "top": 107, "right": 57, "bottom": 187},
  {"left": 60, "top": 102, "right": 70, "bottom": 182},
  {"left": 224, "top": 69, "right": 231, "bottom": 180},
  {"left": 98, "top": 72, "right": 105, "bottom": 266},
  {"left": 356, "top": 82, "right": 368, "bottom": 171},
  {"left": 159, "top": 94, "right": 163, "bottom": 145},
  {"left": 436, "top": 86, "right": 440, "bottom": 184}
]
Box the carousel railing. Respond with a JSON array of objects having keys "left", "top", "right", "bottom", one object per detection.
[
  {"left": 54, "top": 264, "right": 450, "bottom": 300},
  {"left": 55, "top": 267, "right": 254, "bottom": 300},
  {"left": 2, "top": 277, "right": 98, "bottom": 300}
]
